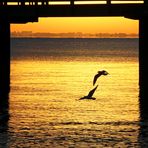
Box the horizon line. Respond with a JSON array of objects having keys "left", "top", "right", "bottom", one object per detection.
[{"left": 11, "top": 31, "right": 138, "bottom": 38}]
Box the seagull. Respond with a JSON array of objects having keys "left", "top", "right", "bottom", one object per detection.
[
  {"left": 93, "top": 70, "right": 109, "bottom": 86},
  {"left": 79, "top": 85, "right": 98, "bottom": 100}
]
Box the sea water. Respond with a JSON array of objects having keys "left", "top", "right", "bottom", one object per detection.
[{"left": 1, "top": 38, "right": 143, "bottom": 147}]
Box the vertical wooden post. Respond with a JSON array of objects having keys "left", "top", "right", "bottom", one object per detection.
[
  {"left": 139, "top": 0, "right": 148, "bottom": 119},
  {"left": 139, "top": 17, "right": 148, "bottom": 120},
  {"left": 0, "top": 18, "right": 10, "bottom": 109}
]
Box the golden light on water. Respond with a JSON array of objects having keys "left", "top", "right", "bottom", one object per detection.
[
  {"left": 11, "top": 59, "right": 139, "bottom": 122},
  {"left": 7, "top": 36, "right": 140, "bottom": 147},
  {"left": 9, "top": 58, "right": 139, "bottom": 146}
]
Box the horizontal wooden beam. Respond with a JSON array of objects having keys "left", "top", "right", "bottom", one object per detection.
[
  {"left": 0, "top": 0, "right": 144, "bottom": 2},
  {"left": 0, "top": 2, "right": 146, "bottom": 23}
]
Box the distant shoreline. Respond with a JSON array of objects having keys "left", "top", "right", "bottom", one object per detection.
[{"left": 11, "top": 31, "right": 138, "bottom": 38}]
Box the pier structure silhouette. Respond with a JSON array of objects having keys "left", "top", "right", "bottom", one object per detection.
[{"left": 0, "top": 0, "right": 148, "bottom": 111}]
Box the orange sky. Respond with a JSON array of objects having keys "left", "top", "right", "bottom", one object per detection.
[{"left": 11, "top": 17, "right": 138, "bottom": 34}]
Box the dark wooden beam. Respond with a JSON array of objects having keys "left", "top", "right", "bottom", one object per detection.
[
  {"left": 0, "top": 17, "right": 10, "bottom": 109},
  {"left": 0, "top": 4, "right": 144, "bottom": 23},
  {"left": 139, "top": 0, "right": 148, "bottom": 120}
]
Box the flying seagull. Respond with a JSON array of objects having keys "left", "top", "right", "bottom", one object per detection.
[
  {"left": 93, "top": 70, "right": 109, "bottom": 86},
  {"left": 79, "top": 85, "right": 98, "bottom": 100}
]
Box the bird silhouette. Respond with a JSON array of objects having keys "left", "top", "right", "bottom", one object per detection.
[
  {"left": 93, "top": 70, "right": 109, "bottom": 86},
  {"left": 79, "top": 85, "right": 98, "bottom": 100}
]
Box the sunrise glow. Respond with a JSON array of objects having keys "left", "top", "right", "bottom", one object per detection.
[{"left": 11, "top": 17, "right": 138, "bottom": 34}]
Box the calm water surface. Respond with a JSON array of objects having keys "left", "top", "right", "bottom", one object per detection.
[{"left": 1, "top": 38, "right": 145, "bottom": 147}]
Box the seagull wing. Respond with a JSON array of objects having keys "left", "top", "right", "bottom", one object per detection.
[
  {"left": 87, "top": 85, "right": 98, "bottom": 98},
  {"left": 93, "top": 73, "right": 101, "bottom": 86}
]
